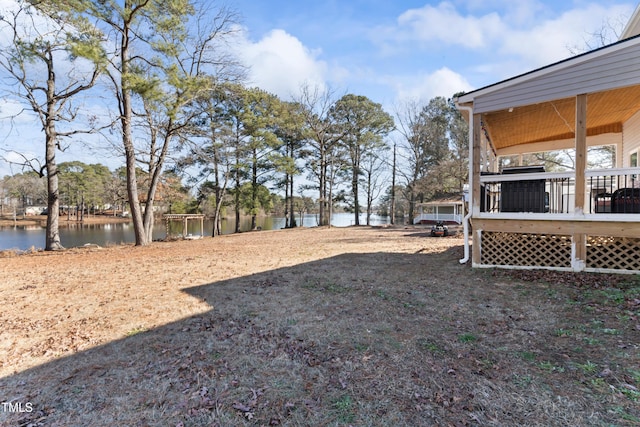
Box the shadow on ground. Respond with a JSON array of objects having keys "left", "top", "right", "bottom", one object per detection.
[{"left": 1, "top": 244, "right": 637, "bottom": 426}]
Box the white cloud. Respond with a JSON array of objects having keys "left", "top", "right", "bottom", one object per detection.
[
  {"left": 0, "top": 0, "right": 65, "bottom": 48},
  {"left": 394, "top": 67, "right": 474, "bottom": 103},
  {"left": 235, "top": 28, "right": 329, "bottom": 100},
  {"left": 375, "top": 1, "right": 636, "bottom": 91},
  {"left": 0, "top": 98, "right": 33, "bottom": 123},
  {"left": 394, "top": 2, "right": 505, "bottom": 49},
  {"left": 500, "top": 4, "right": 635, "bottom": 66}
]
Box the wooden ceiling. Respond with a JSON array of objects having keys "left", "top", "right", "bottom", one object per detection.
[{"left": 481, "top": 85, "right": 640, "bottom": 150}]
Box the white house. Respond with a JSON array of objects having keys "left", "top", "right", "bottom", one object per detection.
[{"left": 455, "top": 7, "right": 640, "bottom": 274}]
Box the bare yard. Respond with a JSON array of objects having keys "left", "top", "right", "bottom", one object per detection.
[{"left": 0, "top": 226, "right": 638, "bottom": 426}]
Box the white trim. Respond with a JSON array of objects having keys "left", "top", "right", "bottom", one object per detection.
[
  {"left": 413, "top": 213, "right": 462, "bottom": 224},
  {"left": 471, "top": 264, "right": 574, "bottom": 273},
  {"left": 475, "top": 212, "right": 640, "bottom": 221},
  {"left": 585, "top": 167, "right": 640, "bottom": 176},
  {"left": 479, "top": 171, "right": 574, "bottom": 183},
  {"left": 571, "top": 240, "right": 586, "bottom": 271},
  {"left": 478, "top": 168, "right": 640, "bottom": 181},
  {"left": 475, "top": 213, "right": 567, "bottom": 220}
]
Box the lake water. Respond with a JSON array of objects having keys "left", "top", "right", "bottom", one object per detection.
[{"left": 0, "top": 213, "right": 390, "bottom": 251}]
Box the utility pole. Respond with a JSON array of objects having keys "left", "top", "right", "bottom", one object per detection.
[
  {"left": 390, "top": 142, "right": 396, "bottom": 225},
  {"left": 80, "top": 193, "right": 84, "bottom": 222},
  {"left": 67, "top": 182, "right": 71, "bottom": 221}
]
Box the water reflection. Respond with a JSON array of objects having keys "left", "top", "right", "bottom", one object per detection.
[{"left": 0, "top": 213, "right": 389, "bottom": 251}]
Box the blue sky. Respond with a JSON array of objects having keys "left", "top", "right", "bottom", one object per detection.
[
  {"left": 0, "top": 0, "right": 637, "bottom": 177},
  {"left": 230, "top": 0, "right": 635, "bottom": 105}
]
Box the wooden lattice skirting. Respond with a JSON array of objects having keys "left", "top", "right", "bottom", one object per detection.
[
  {"left": 586, "top": 235, "right": 640, "bottom": 271},
  {"left": 481, "top": 231, "right": 640, "bottom": 272},
  {"left": 481, "top": 231, "right": 572, "bottom": 268}
]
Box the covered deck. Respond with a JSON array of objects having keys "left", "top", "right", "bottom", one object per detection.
[
  {"left": 456, "top": 31, "right": 640, "bottom": 274},
  {"left": 413, "top": 196, "right": 465, "bottom": 225}
]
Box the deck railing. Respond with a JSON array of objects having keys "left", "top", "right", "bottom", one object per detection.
[
  {"left": 586, "top": 168, "right": 640, "bottom": 214},
  {"left": 478, "top": 168, "right": 640, "bottom": 215},
  {"left": 413, "top": 213, "right": 462, "bottom": 224}
]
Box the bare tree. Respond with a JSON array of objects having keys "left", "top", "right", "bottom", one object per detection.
[
  {"left": 360, "top": 149, "right": 388, "bottom": 225},
  {"left": 394, "top": 100, "right": 428, "bottom": 222},
  {"left": 88, "top": 0, "right": 242, "bottom": 244},
  {"left": 0, "top": 1, "right": 104, "bottom": 250},
  {"left": 568, "top": 14, "right": 629, "bottom": 54},
  {"left": 330, "top": 94, "right": 394, "bottom": 226},
  {"left": 394, "top": 97, "right": 450, "bottom": 221},
  {"left": 273, "top": 101, "right": 309, "bottom": 229},
  {"left": 297, "top": 84, "right": 344, "bottom": 226},
  {"left": 182, "top": 82, "right": 236, "bottom": 236}
]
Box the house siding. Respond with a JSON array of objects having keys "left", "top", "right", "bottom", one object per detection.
[
  {"left": 473, "top": 42, "right": 640, "bottom": 113},
  {"left": 623, "top": 110, "right": 640, "bottom": 166}
]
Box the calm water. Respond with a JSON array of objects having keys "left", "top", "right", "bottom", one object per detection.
[{"left": 0, "top": 213, "right": 390, "bottom": 251}]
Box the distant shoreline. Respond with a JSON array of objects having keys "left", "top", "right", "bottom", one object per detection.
[{"left": 0, "top": 215, "right": 132, "bottom": 228}]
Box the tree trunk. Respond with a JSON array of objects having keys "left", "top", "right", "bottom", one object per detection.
[
  {"left": 120, "top": 8, "right": 147, "bottom": 246},
  {"left": 251, "top": 148, "right": 258, "bottom": 230},
  {"left": 211, "top": 140, "right": 222, "bottom": 237},
  {"left": 234, "top": 158, "right": 241, "bottom": 233},
  {"left": 318, "top": 150, "right": 326, "bottom": 227},
  {"left": 44, "top": 131, "right": 63, "bottom": 251},
  {"left": 391, "top": 143, "right": 396, "bottom": 225},
  {"left": 124, "top": 146, "right": 146, "bottom": 244},
  {"left": 408, "top": 185, "right": 416, "bottom": 225},
  {"left": 352, "top": 164, "right": 360, "bottom": 226},
  {"left": 213, "top": 185, "right": 226, "bottom": 237},
  {"left": 289, "top": 172, "right": 296, "bottom": 228},
  {"left": 318, "top": 141, "right": 332, "bottom": 227},
  {"left": 212, "top": 182, "right": 220, "bottom": 237},
  {"left": 41, "top": 47, "right": 64, "bottom": 250},
  {"left": 366, "top": 173, "right": 372, "bottom": 226},
  {"left": 291, "top": 138, "right": 297, "bottom": 228},
  {"left": 143, "top": 199, "right": 155, "bottom": 242}
]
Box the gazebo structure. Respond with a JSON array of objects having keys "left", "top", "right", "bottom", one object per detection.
[{"left": 162, "top": 214, "right": 205, "bottom": 240}]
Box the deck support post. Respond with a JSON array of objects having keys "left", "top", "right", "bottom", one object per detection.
[{"left": 573, "top": 94, "right": 587, "bottom": 270}]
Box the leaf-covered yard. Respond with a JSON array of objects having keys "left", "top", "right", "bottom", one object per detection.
[{"left": 1, "top": 226, "right": 638, "bottom": 426}]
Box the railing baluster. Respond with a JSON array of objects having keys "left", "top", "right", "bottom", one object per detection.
[{"left": 477, "top": 168, "right": 638, "bottom": 215}]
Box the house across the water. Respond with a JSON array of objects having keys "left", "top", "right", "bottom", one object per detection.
[{"left": 455, "top": 6, "right": 640, "bottom": 274}]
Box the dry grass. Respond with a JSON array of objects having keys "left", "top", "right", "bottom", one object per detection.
[{"left": 0, "top": 226, "right": 638, "bottom": 426}]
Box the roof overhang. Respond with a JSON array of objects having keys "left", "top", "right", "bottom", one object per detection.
[
  {"left": 455, "top": 33, "right": 640, "bottom": 152},
  {"left": 418, "top": 198, "right": 463, "bottom": 207},
  {"left": 621, "top": 4, "right": 640, "bottom": 40}
]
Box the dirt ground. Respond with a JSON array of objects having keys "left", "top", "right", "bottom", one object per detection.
[{"left": 0, "top": 226, "right": 638, "bottom": 426}]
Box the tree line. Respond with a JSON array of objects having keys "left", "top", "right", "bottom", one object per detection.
[
  {"left": 0, "top": 0, "right": 468, "bottom": 250},
  {"left": 0, "top": 160, "right": 315, "bottom": 222}
]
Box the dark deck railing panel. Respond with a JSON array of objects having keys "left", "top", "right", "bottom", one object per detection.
[{"left": 478, "top": 168, "right": 640, "bottom": 215}]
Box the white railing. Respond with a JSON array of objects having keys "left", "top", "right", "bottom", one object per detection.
[
  {"left": 478, "top": 168, "right": 640, "bottom": 216},
  {"left": 413, "top": 213, "right": 462, "bottom": 224},
  {"left": 586, "top": 167, "right": 640, "bottom": 214}
]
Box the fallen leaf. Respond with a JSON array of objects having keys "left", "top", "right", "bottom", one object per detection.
[{"left": 233, "top": 402, "right": 252, "bottom": 412}]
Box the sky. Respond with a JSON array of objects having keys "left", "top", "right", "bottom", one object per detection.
[
  {"left": 230, "top": 0, "right": 635, "bottom": 104},
  {"left": 0, "top": 0, "right": 637, "bottom": 178}
]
